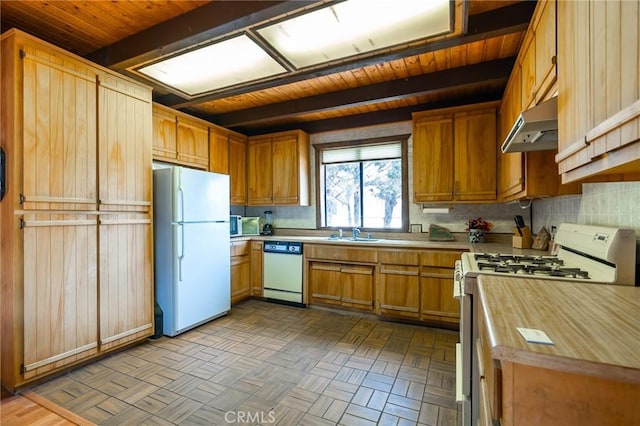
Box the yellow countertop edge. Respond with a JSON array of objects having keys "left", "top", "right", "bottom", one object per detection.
[{"left": 477, "top": 275, "right": 640, "bottom": 385}]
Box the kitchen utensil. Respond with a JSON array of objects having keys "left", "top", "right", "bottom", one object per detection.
[{"left": 514, "top": 215, "right": 525, "bottom": 236}]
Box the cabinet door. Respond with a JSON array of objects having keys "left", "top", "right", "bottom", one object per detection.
[
  {"left": 231, "top": 241, "right": 251, "bottom": 304},
  {"left": 378, "top": 265, "right": 420, "bottom": 318},
  {"left": 22, "top": 213, "right": 98, "bottom": 379},
  {"left": 152, "top": 106, "right": 177, "bottom": 161},
  {"left": 272, "top": 134, "right": 300, "bottom": 204},
  {"left": 177, "top": 117, "right": 209, "bottom": 169},
  {"left": 309, "top": 262, "right": 342, "bottom": 306},
  {"left": 21, "top": 47, "right": 97, "bottom": 211},
  {"left": 420, "top": 276, "right": 459, "bottom": 324},
  {"left": 534, "top": 0, "right": 557, "bottom": 103},
  {"left": 412, "top": 115, "right": 454, "bottom": 202},
  {"left": 209, "top": 128, "right": 229, "bottom": 175},
  {"left": 229, "top": 134, "right": 248, "bottom": 205},
  {"left": 454, "top": 110, "right": 497, "bottom": 201},
  {"left": 499, "top": 67, "right": 525, "bottom": 200},
  {"left": 250, "top": 241, "right": 263, "bottom": 296},
  {"left": 341, "top": 265, "right": 374, "bottom": 311},
  {"left": 247, "top": 138, "right": 273, "bottom": 205},
  {"left": 520, "top": 35, "right": 536, "bottom": 109},
  {"left": 99, "top": 214, "right": 153, "bottom": 351},
  {"left": 98, "top": 74, "right": 152, "bottom": 213}
]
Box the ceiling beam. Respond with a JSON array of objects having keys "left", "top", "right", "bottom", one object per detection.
[
  {"left": 208, "top": 57, "right": 514, "bottom": 127},
  {"left": 235, "top": 90, "right": 505, "bottom": 136},
  {"left": 86, "top": 1, "right": 318, "bottom": 69},
  {"left": 159, "top": 1, "right": 535, "bottom": 109}
]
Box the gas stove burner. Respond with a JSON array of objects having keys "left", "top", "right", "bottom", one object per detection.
[{"left": 474, "top": 253, "right": 564, "bottom": 267}]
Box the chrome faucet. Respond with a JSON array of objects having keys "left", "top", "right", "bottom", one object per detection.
[{"left": 352, "top": 227, "right": 360, "bottom": 239}]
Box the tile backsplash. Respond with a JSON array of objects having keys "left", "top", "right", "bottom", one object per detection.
[{"left": 533, "top": 181, "right": 640, "bottom": 238}]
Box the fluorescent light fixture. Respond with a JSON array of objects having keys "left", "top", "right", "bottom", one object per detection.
[
  {"left": 422, "top": 207, "right": 451, "bottom": 214},
  {"left": 257, "top": 0, "right": 451, "bottom": 68},
  {"left": 138, "top": 35, "right": 287, "bottom": 95}
]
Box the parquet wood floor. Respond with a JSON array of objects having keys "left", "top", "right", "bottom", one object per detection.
[{"left": 24, "top": 300, "right": 460, "bottom": 425}]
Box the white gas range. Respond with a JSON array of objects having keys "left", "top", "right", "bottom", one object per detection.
[{"left": 454, "top": 223, "right": 638, "bottom": 426}]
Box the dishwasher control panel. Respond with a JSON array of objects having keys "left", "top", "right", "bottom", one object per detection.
[{"left": 263, "top": 241, "right": 303, "bottom": 254}]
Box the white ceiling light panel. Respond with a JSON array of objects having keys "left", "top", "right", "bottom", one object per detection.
[
  {"left": 138, "top": 35, "right": 287, "bottom": 96},
  {"left": 257, "top": 0, "right": 451, "bottom": 68}
]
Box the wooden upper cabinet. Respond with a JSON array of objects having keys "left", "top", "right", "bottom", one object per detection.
[
  {"left": 247, "top": 136, "right": 273, "bottom": 205},
  {"left": 556, "top": 0, "right": 640, "bottom": 183},
  {"left": 152, "top": 103, "right": 209, "bottom": 170},
  {"left": 98, "top": 72, "right": 152, "bottom": 212},
  {"left": 177, "top": 116, "right": 209, "bottom": 169},
  {"left": 229, "top": 133, "right": 247, "bottom": 205},
  {"left": 454, "top": 108, "right": 497, "bottom": 202},
  {"left": 247, "top": 130, "right": 310, "bottom": 206},
  {"left": 152, "top": 104, "right": 177, "bottom": 161},
  {"left": 498, "top": 0, "right": 581, "bottom": 201},
  {"left": 412, "top": 114, "right": 454, "bottom": 202},
  {"left": 209, "top": 127, "right": 230, "bottom": 175},
  {"left": 21, "top": 43, "right": 98, "bottom": 211},
  {"left": 413, "top": 103, "right": 497, "bottom": 203},
  {"left": 534, "top": 0, "right": 557, "bottom": 103}
]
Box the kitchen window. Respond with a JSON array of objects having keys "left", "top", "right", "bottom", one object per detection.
[{"left": 316, "top": 135, "right": 409, "bottom": 231}]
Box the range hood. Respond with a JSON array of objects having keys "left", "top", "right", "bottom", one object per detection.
[{"left": 500, "top": 97, "right": 558, "bottom": 153}]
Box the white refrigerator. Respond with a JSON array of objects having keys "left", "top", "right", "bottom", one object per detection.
[{"left": 153, "top": 166, "right": 231, "bottom": 336}]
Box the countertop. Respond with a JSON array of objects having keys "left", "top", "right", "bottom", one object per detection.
[
  {"left": 232, "top": 232, "right": 549, "bottom": 255},
  {"left": 477, "top": 275, "right": 640, "bottom": 384}
]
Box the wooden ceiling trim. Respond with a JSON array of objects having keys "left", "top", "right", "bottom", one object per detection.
[
  {"left": 159, "top": 1, "right": 535, "bottom": 110},
  {"left": 240, "top": 91, "right": 504, "bottom": 135},
  {"left": 206, "top": 57, "right": 514, "bottom": 127}
]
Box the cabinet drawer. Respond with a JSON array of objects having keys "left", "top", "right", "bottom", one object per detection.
[
  {"left": 231, "top": 240, "right": 250, "bottom": 256},
  {"left": 420, "top": 251, "right": 462, "bottom": 267},
  {"left": 306, "top": 245, "right": 378, "bottom": 263},
  {"left": 379, "top": 249, "right": 419, "bottom": 265}
]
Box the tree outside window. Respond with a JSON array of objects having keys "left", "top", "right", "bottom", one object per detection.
[{"left": 318, "top": 136, "right": 407, "bottom": 230}]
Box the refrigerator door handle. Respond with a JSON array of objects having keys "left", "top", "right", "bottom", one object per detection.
[
  {"left": 178, "top": 223, "right": 185, "bottom": 281},
  {"left": 177, "top": 187, "right": 185, "bottom": 223}
]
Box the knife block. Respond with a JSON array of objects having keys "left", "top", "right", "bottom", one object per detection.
[{"left": 512, "top": 226, "right": 533, "bottom": 248}]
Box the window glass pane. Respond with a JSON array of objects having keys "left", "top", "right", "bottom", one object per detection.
[
  {"left": 363, "top": 159, "right": 402, "bottom": 228},
  {"left": 325, "top": 163, "right": 361, "bottom": 227}
]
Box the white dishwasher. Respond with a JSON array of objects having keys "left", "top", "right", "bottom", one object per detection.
[{"left": 263, "top": 241, "right": 304, "bottom": 305}]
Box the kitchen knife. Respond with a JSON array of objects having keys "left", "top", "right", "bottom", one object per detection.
[{"left": 514, "top": 215, "right": 524, "bottom": 236}]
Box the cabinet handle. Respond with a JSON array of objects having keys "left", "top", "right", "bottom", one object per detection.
[{"left": 0, "top": 148, "right": 5, "bottom": 202}]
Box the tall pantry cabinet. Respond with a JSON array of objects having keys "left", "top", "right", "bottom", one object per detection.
[{"left": 1, "top": 29, "right": 154, "bottom": 392}]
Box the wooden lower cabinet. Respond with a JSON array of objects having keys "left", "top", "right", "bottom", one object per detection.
[
  {"left": 420, "top": 250, "right": 462, "bottom": 324},
  {"left": 231, "top": 240, "right": 251, "bottom": 304},
  {"left": 309, "top": 262, "right": 374, "bottom": 311},
  {"left": 378, "top": 250, "right": 420, "bottom": 318},
  {"left": 306, "top": 244, "right": 462, "bottom": 325},
  {"left": 98, "top": 214, "right": 153, "bottom": 351},
  {"left": 477, "top": 301, "right": 640, "bottom": 426},
  {"left": 21, "top": 213, "right": 99, "bottom": 380},
  {"left": 250, "top": 241, "right": 263, "bottom": 296}
]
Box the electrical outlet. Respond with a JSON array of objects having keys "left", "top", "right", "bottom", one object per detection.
[{"left": 410, "top": 224, "right": 422, "bottom": 233}]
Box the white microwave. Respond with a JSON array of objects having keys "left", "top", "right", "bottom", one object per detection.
[{"left": 230, "top": 215, "right": 242, "bottom": 236}]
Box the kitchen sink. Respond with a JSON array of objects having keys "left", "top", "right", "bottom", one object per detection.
[{"left": 326, "top": 236, "right": 381, "bottom": 242}]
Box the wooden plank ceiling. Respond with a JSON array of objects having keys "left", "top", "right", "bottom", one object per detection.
[{"left": 0, "top": 0, "right": 535, "bottom": 135}]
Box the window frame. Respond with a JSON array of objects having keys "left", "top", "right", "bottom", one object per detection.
[{"left": 314, "top": 134, "right": 410, "bottom": 233}]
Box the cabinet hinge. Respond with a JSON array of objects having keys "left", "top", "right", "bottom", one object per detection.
[
  {"left": 19, "top": 218, "right": 25, "bottom": 229},
  {"left": 19, "top": 49, "right": 25, "bottom": 60},
  {"left": 18, "top": 193, "right": 25, "bottom": 204},
  {"left": 20, "top": 364, "right": 25, "bottom": 374},
  {"left": 551, "top": 55, "right": 557, "bottom": 65}
]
